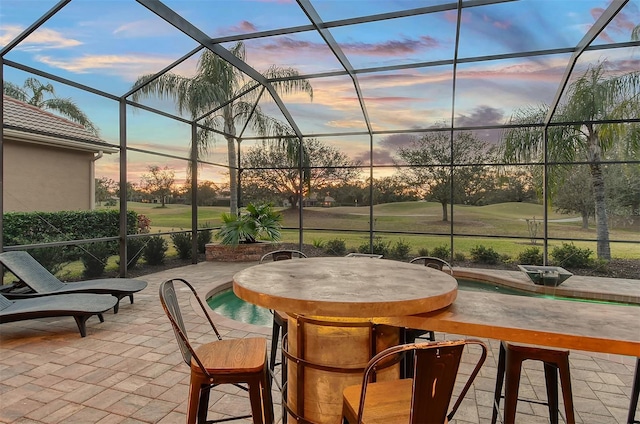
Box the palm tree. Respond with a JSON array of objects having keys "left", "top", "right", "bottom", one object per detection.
[
  {"left": 3, "top": 77, "right": 99, "bottom": 135},
  {"left": 502, "top": 61, "right": 639, "bottom": 260},
  {"left": 130, "top": 42, "right": 313, "bottom": 215}
]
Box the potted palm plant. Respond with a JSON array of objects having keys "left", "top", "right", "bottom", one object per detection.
[{"left": 207, "top": 203, "right": 283, "bottom": 261}]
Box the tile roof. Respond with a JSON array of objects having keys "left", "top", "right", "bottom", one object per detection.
[{"left": 2, "top": 94, "right": 116, "bottom": 151}]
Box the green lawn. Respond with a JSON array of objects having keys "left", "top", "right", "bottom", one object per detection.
[{"left": 121, "top": 201, "right": 639, "bottom": 260}]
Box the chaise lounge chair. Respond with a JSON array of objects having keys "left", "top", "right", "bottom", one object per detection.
[
  {"left": 0, "top": 292, "right": 117, "bottom": 337},
  {"left": 0, "top": 251, "right": 148, "bottom": 313}
]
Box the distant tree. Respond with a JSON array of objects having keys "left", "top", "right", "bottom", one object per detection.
[
  {"left": 242, "top": 138, "right": 361, "bottom": 208},
  {"left": 553, "top": 166, "right": 594, "bottom": 229},
  {"left": 369, "top": 176, "right": 420, "bottom": 205},
  {"left": 115, "top": 181, "right": 145, "bottom": 202},
  {"left": 501, "top": 62, "right": 640, "bottom": 259},
  {"left": 140, "top": 166, "right": 175, "bottom": 207},
  {"left": 396, "top": 131, "right": 495, "bottom": 221},
  {"left": 605, "top": 163, "right": 640, "bottom": 218},
  {"left": 95, "top": 177, "right": 117, "bottom": 206},
  {"left": 197, "top": 181, "right": 220, "bottom": 206},
  {"left": 3, "top": 77, "right": 99, "bottom": 135},
  {"left": 490, "top": 167, "right": 537, "bottom": 204},
  {"left": 180, "top": 180, "right": 222, "bottom": 206},
  {"left": 330, "top": 181, "right": 368, "bottom": 206},
  {"left": 241, "top": 180, "right": 283, "bottom": 207}
]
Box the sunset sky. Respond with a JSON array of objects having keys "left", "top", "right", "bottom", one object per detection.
[{"left": 2, "top": 0, "right": 639, "bottom": 185}]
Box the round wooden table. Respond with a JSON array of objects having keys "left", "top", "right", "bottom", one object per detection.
[{"left": 233, "top": 257, "right": 457, "bottom": 424}]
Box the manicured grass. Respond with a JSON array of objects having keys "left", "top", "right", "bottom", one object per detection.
[{"left": 121, "top": 201, "right": 638, "bottom": 260}]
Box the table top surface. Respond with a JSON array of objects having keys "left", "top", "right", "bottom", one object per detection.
[
  {"left": 376, "top": 290, "right": 640, "bottom": 357},
  {"left": 233, "top": 257, "right": 458, "bottom": 318}
]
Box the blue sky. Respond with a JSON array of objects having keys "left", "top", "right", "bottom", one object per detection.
[{"left": 1, "top": 0, "right": 639, "bottom": 184}]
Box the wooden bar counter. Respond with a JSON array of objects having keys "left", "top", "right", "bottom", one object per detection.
[{"left": 234, "top": 257, "right": 640, "bottom": 423}]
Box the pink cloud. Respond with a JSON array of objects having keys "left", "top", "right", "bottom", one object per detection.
[
  {"left": 216, "top": 20, "right": 259, "bottom": 36},
  {"left": 342, "top": 36, "right": 439, "bottom": 56},
  {"left": 259, "top": 36, "right": 439, "bottom": 58}
]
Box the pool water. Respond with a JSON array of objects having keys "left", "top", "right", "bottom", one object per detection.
[
  {"left": 206, "top": 279, "right": 537, "bottom": 327},
  {"left": 207, "top": 289, "right": 274, "bottom": 327}
]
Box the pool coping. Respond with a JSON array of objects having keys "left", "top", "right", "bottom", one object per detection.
[{"left": 455, "top": 267, "right": 640, "bottom": 305}]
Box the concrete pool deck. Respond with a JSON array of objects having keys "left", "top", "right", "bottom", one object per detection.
[{"left": 0, "top": 259, "right": 638, "bottom": 423}]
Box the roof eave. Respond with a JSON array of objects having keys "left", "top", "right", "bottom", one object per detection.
[{"left": 3, "top": 128, "right": 119, "bottom": 154}]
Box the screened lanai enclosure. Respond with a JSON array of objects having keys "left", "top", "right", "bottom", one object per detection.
[{"left": 1, "top": 0, "right": 639, "bottom": 277}]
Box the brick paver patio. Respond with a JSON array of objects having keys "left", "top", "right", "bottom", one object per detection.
[{"left": 0, "top": 260, "right": 638, "bottom": 423}]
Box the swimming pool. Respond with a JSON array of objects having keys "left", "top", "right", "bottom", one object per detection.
[{"left": 206, "top": 279, "right": 538, "bottom": 327}]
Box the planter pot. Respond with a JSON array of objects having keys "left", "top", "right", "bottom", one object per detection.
[{"left": 205, "top": 242, "right": 279, "bottom": 262}]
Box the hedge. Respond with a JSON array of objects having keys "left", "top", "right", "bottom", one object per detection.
[{"left": 3, "top": 209, "right": 139, "bottom": 246}]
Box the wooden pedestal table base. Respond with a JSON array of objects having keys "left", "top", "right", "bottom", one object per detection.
[{"left": 281, "top": 314, "right": 401, "bottom": 423}]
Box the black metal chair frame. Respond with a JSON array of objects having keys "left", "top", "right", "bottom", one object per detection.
[
  {"left": 628, "top": 357, "right": 640, "bottom": 424},
  {"left": 159, "top": 278, "right": 273, "bottom": 424},
  {"left": 259, "top": 249, "right": 308, "bottom": 393},
  {"left": 409, "top": 256, "right": 454, "bottom": 274},
  {"left": 343, "top": 339, "right": 487, "bottom": 424},
  {"left": 401, "top": 256, "right": 456, "bottom": 377}
]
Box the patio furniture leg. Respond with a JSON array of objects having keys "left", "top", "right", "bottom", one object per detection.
[{"left": 628, "top": 358, "right": 640, "bottom": 424}]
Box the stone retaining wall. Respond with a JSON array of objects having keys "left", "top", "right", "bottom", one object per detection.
[{"left": 205, "top": 242, "right": 278, "bottom": 262}]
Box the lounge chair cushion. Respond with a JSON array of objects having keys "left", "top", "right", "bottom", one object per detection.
[
  {"left": 0, "top": 293, "right": 117, "bottom": 337},
  {"left": 0, "top": 251, "right": 147, "bottom": 313}
]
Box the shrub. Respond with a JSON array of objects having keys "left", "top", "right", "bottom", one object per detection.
[
  {"left": 124, "top": 237, "right": 147, "bottom": 270},
  {"left": 518, "top": 246, "right": 543, "bottom": 265},
  {"left": 3, "top": 210, "right": 138, "bottom": 246},
  {"left": 417, "top": 247, "right": 429, "bottom": 256},
  {"left": 197, "top": 229, "right": 213, "bottom": 253},
  {"left": 470, "top": 245, "right": 500, "bottom": 264},
  {"left": 454, "top": 252, "right": 466, "bottom": 262},
  {"left": 216, "top": 202, "right": 282, "bottom": 245},
  {"left": 143, "top": 235, "right": 168, "bottom": 265},
  {"left": 389, "top": 239, "right": 411, "bottom": 260},
  {"left": 359, "top": 237, "right": 390, "bottom": 257},
  {"left": 81, "top": 241, "right": 116, "bottom": 278},
  {"left": 324, "top": 238, "right": 346, "bottom": 256},
  {"left": 550, "top": 242, "right": 592, "bottom": 268},
  {"left": 11, "top": 234, "right": 72, "bottom": 275},
  {"left": 430, "top": 245, "right": 450, "bottom": 260},
  {"left": 312, "top": 239, "right": 325, "bottom": 248},
  {"left": 171, "top": 231, "right": 192, "bottom": 259}
]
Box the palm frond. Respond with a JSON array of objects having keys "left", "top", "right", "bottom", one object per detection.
[
  {"left": 42, "top": 97, "right": 100, "bottom": 136},
  {"left": 3, "top": 81, "right": 28, "bottom": 102},
  {"left": 263, "top": 65, "right": 314, "bottom": 101}
]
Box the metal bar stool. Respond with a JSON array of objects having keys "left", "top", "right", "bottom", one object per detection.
[
  {"left": 400, "top": 256, "right": 454, "bottom": 378},
  {"left": 628, "top": 357, "right": 640, "bottom": 424},
  {"left": 159, "top": 278, "right": 274, "bottom": 424},
  {"left": 259, "top": 250, "right": 307, "bottom": 392},
  {"left": 492, "top": 341, "right": 575, "bottom": 424}
]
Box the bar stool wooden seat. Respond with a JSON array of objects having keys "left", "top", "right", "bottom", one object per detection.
[
  {"left": 492, "top": 341, "right": 575, "bottom": 424},
  {"left": 342, "top": 339, "right": 487, "bottom": 424},
  {"left": 159, "top": 278, "right": 274, "bottom": 424}
]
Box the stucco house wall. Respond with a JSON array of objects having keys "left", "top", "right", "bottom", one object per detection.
[
  {"left": 2, "top": 95, "right": 117, "bottom": 213},
  {"left": 3, "top": 138, "right": 96, "bottom": 212}
]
